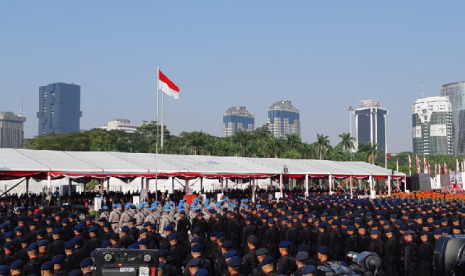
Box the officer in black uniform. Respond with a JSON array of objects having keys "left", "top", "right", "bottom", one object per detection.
[
  {"left": 294, "top": 252, "right": 310, "bottom": 276},
  {"left": 80, "top": 257, "right": 93, "bottom": 276},
  {"left": 52, "top": 254, "right": 67, "bottom": 276},
  {"left": 0, "top": 241, "right": 16, "bottom": 265},
  {"left": 227, "top": 256, "right": 245, "bottom": 276},
  {"left": 259, "top": 256, "right": 278, "bottom": 276},
  {"left": 62, "top": 241, "right": 81, "bottom": 272},
  {"left": 23, "top": 243, "right": 42, "bottom": 276},
  {"left": 49, "top": 228, "right": 65, "bottom": 256},
  {"left": 40, "top": 261, "right": 54, "bottom": 276},
  {"left": 402, "top": 231, "right": 418, "bottom": 276},
  {"left": 82, "top": 226, "right": 100, "bottom": 257},
  {"left": 276, "top": 241, "right": 296, "bottom": 275},
  {"left": 383, "top": 227, "right": 398, "bottom": 275},
  {"left": 10, "top": 259, "right": 24, "bottom": 276},
  {"left": 177, "top": 210, "right": 191, "bottom": 241},
  {"left": 0, "top": 265, "right": 9, "bottom": 276},
  {"left": 242, "top": 235, "right": 259, "bottom": 276},
  {"left": 368, "top": 229, "right": 384, "bottom": 257},
  {"left": 301, "top": 265, "right": 316, "bottom": 276},
  {"left": 417, "top": 231, "right": 433, "bottom": 276}
]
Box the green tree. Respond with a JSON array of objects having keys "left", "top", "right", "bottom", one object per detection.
[
  {"left": 285, "top": 134, "right": 301, "bottom": 151},
  {"left": 232, "top": 131, "right": 252, "bottom": 157},
  {"left": 337, "top": 133, "right": 355, "bottom": 152},
  {"left": 313, "top": 134, "right": 331, "bottom": 160},
  {"left": 357, "top": 142, "right": 379, "bottom": 164},
  {"left": 181, "top": 131, "right": 213, "bottom": 155}
]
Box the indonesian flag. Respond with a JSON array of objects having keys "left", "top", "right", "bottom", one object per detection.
[
  {"left": 424, "top": 157, "right": 428, "bottom": 174},
  {"left": 445, "top": 162, "right": 448, "bottom": 175},
  {"left": 408, "top": 155, "right": 412, "bottom": 176},
  {"left": 439, "top": 163, "right": 442, "bottom": 175},
  {"left": 158, "top": 70, "right": 180, "bottom": 99}
]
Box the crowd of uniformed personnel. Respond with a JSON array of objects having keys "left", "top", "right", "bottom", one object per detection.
[{"left": 0, "top": 189, "right": 460, "bottom": 276}]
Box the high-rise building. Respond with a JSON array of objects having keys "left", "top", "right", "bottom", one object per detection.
[
  {"left": 440, "top": 81, "right": 465, "bottom": 156},
  {"left": 354, "top": 99, "right": 388, "bottom": 151},
  {"left": 37, "top": 83, "right": 82, "bottom": 135},
  {"left": 222, "top": 107, "right": 254, "bottom": 137},
  {"left": 267, "top": 100, "right": 300, "bottom": 139},
  {"left": 0, "top": 112, "right": 26, "bottom": 148},
  {"left": 412, "top": 96, "right": 452, "bottom": 155},
  {"left": 100, "top": 119, "right": 138, "bottom": 133}
]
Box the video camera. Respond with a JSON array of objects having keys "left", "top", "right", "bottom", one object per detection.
[
  {"left": 94, "top": 248, "right": 159, "bottom": 276},
  {"left": 317, "top": 251, "right": 384, "bottom": 276},
  {"left": 434, "top": 234, "right": 465, "bottom": 276}
]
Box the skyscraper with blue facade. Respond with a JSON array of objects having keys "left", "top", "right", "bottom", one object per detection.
[
  {"left": 355, "top": 99, "right": 388, "bottom": 152},
  {"left": 267, "top": 100, "right": 300, "bottom": 139},
  {"left": 222, "top": 106, "right": 254, "bottom": 137},
  {"left": 37, "top": 83, "right": 82, "bottom": 135},
  {"left": 440, "top": 81, "right": 465, "bottom": 156}
]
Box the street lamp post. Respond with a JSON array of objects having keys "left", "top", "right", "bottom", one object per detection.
[{"left": 347, "top": 106, "right": 354, "bottom": 136}]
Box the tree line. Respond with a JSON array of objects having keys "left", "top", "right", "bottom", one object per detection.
[{"left": 23, "top": 122, "right": 464, "bottom": 176}]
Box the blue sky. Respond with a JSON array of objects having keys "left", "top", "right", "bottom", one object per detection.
[{"left": 1, "top": 1, "right": 464, "bottom": 153}]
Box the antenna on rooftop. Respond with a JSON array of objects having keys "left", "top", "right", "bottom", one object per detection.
[
  {"left": 420, "top": 77, "right": 424, "bottom": 98},
  {"left": 19, "top": 102, "right": 24, "bottom": 117}
]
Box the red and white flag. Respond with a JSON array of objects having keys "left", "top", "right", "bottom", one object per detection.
[
  {"left": 416, "top": 155, "right": 421, "bottom": 174},
  {"left": 158, "top": 70, "right": 180, "bottom": 99},
  {"left": 457, "top": 159, "right": 460, "bottom": 174},
  {"left": 424, "top": 157, "right": 428, "bottom": 174},
  {"left": 445, "top": 162, "right": 448, "bottom": 175},
  {"left": 408, "top": 155, "right": 412, "bottom": 176},
  {"left": 396, "top": 158, "right": 399, "bottom": 172},
  {"left": 439, "top": 163, "right": 442, "bottom": 175}
]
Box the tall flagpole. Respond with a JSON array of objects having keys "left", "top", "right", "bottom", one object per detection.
[
  {"left": 161, "top": 84, "right": 164, "bottom": 149},
  {"left": 155, "top": 66, "right": 159, "bottom": 201}
]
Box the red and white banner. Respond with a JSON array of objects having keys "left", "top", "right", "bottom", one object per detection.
[
  {"left": 408, "top": 155, "right": 412, "bottom": 176},
  {"left": 416, "top": 155, "right": 421, "bottom": 174},
  {"left": 158, "top": 70, "right": 180, "bottom": 99},
  {"left": 439, "top": 163, "right": 442, "bottom": 175},
  {"left": 445, "top": 162, "right": 448, "bottom": 175},
  {"left": 424, "top": 157, "right": 428, "bottom": 174}
]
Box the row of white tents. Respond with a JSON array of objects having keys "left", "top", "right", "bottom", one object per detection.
[
  {"left": 0, "top": 149, "right": 405, "bottom": 197},
  {"left": 0, "top": 176, "right": 283, "bottom": 195}
]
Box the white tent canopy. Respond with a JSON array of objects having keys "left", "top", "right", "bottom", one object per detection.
[
  {"left": 0, "top": 149, "right": 405, "bottom": 197},
  {"left": 0, "top": 149, "right": 404, "bottom": 177}
]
